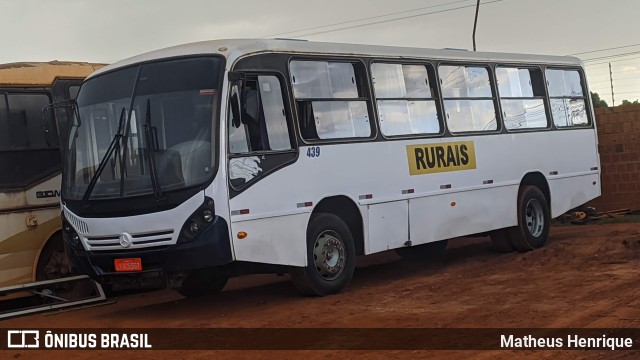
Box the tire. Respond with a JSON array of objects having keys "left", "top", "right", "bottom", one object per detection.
[
  {"left": 36, "top": 235, "right": 96, "bottom": 300},
  {"left": 290, "top": 213, "right": 356, "bottom": 296},
  {"left": 176, "top": 268, "right": 228, "bottom": 298},
  {"left": 508, "top": 186, "right": 550, "bottom": 252},
  {"left": 489, "top": 228, "right": 515, "bottom": 253},
  {"left": 395, "top": 240, "right": 448, "bottom": 262}
]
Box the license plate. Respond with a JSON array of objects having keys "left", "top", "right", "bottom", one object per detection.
[{"left": 114, "top": 258, "right": 142, "bottom": 272}]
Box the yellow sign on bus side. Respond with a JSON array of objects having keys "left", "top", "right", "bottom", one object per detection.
[{"left": 406, "top": 141, "right": 476, "bottom": 175}]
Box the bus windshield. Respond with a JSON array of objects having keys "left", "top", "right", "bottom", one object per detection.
[{"left": 64, "top": 57, "right": 222, "bottom": 201}]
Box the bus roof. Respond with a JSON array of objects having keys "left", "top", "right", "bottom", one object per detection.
[
  {"left": 91, "top": 39, "right": 583, "bottom": 79},
  {"left": 0, "top": 61, "right": 105, "bottom": 86}
]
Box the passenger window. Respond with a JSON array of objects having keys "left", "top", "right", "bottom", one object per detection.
[
  {"left": 0, "top": 93, "right": 55, "bottom": 149},
  {"left": 371, "top": 63, "right": 440, "bottom": 136},
  {"left": 545, "top": 69, "right": 588, "bottom": 127},
  {"left": 290, "top": 60, "right": 371, "bottom": 140},
  {"left": 496, "top": 67, "right": 548, "bottom": 130},
  {"left": 228, "top": 75, "right": 293, "bottom": 153},
  {"left": 439, "top": 65, "right": 497, "bottom": 133},
  {"left": 0, "top": 95, "right": 8, "bottom": 148}
]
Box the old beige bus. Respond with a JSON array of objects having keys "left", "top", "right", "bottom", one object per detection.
[{"left": 0, "top": 61, "right": 103, "bottom": 300}]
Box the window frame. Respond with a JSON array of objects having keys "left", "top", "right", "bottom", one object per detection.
[
  {"left": 0, "top": 93, "right": 9, "bottom": 150},
  {"left": 544, "top": 66, "right": 592, "bottom": 130},
  {"left": 437, "top": 62, "right": 502, "bottom": 135},
  {"left": 0, "top": 87, "right": 64, "bottom": 191},
  {"left": 0, "top": 90, "right": 56, "bottom": 151},
  {"left": 227, "top": 70, "right": 298, "bottom": 158},
  {"left": 495, "top": 64, "right": 552, "bottom": 133},
  {"left": 369, "top": 60, "right": 445, "bottom": 139},
  {"left": 288, "top": 56, "right": 377, "bottom": 145}
]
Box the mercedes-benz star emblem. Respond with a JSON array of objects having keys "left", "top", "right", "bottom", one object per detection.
[{"left": 119, "top": 233, "right": 133, "bottom": 248}]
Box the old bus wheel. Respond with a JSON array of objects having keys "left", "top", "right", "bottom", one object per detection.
[
  {"left": 36, "top": 235, "right": 94, "bottom": 300},
  {"left": 509, "top": 186, "right": 550, "bottom": 252},
  {"left": 290, "top": 213, "right": 356, "bottom": 296},
  {"left": 176, "top": 268, "right": 228, "bottom": 298},
  {"left": 395, "top": 240, "right": 448, "bottom": 262}
]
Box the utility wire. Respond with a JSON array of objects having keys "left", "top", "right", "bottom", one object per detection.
[
  {"left": 277, "top": 0, "right": 505, "bottom": 39},
  {"left": 596, "top": 83, "right": 640, "bottom": 89},
  {"left": 589, "top": 76, "right": 640, "bottom": 84},
  {"left": 582, "top": 50, "right": 640, "bottom": 62},
  {"left": 261, "top": 0, "right": 474, "bottom": 38},
  {"left": 569, "top": 42, "right": 640, "bottom": 56},
  {"left": 585, "top": 56, "right": 640, "bottom": 67},
  {"left": 590, "top": 91, "right": 640, "bottom": 95}
]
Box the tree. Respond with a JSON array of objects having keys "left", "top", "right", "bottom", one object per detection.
[
  {"left": 620, "top": 99, "right": 639, "bottom": 106},
  {"left": 590, "top": 92, "right": 608, "bottom": 108}
]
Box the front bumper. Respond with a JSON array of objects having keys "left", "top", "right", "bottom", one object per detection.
[{"left": 63, "top": 216, "right": 233, "bottom": 279}]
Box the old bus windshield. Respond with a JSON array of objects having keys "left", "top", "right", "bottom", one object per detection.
[{"left": 64, "top": 57, "right": 222, "bottom": 200}]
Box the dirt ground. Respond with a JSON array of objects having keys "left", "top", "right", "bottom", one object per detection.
[{"left": 2, "top": 222, "right": 640, "bottom": 359}]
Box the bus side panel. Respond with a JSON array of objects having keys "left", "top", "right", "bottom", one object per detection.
[
  {"left": 1, "top": 175, "right": 63, "bottom": 289},
  {"left": 25, "top": 175, "right": 63, "bottom": 207},
  {"left": 408, "top": 186, "right": 517, "bottom": 245},
  {"left": 0, "top": 210, "right": 60, "bottom": 287},
  {"left": 230, "top": 214, "right": 308, "bottom": 266},
  {"left": 549, "top": 174, "right": 601, "bottom": 218},
  {"left": 204, "top": 128, "right": 235, "bottom": 260},
  {"left": 367, "top": 201, "right": 408, "bottom": 253}
]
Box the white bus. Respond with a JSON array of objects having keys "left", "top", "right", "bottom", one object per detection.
[
  {"left": 60, "top": 40, "right": 600, "bottom": 297},
  {"left": 0, "top": 61, "right": 103, "bottom": 299}
]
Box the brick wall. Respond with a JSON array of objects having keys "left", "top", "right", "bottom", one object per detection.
[{"left": 588, "top": 104, "right": 640, "bottom": 211}]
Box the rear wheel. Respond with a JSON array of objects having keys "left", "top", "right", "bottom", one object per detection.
[
  {"left": 290, "top": 213, "right": 356, "bottom": 296},
  {"left": 395, "top": 240, "right": 448, "bottom": 262},
  {"left": 176, "top": 268, "right": 228, "bottom": 298},
  {"left": 509, "top": 186, "right": 550, "bottom": 252},
  {"left": 489, "top": 228, "right": 515, "bottom": 253}
]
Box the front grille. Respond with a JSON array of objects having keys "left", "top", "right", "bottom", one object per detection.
[
  {"left": 91, "top": 245, "right": 170, "bottom": 254},
  {"left": 85, "top": 229, "right": 175, "bottom": 251},
  {"left": 64, "top": 209, "right": 89, "bottom": 234}
]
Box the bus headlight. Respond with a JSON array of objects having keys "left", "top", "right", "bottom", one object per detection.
[
  {"left": 203, "top": 210, "right": 214, "bottom": 223},
  {"left": 178, "top": 197, "right": 215, "bottom": 243},
  {"left": 62, "top": 217, "right": 81, "bottom": 247}
]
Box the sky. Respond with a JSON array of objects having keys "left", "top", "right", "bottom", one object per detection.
[{"left": 1, "top": 0, "right": 638, "bottom": 104}]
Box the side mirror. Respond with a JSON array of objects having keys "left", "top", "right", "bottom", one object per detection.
[
  {"left": 42, "top": 106, "right": 58, "bottom": 147},
  {"left": 41, "top": 99, "right": 79, "bottom": 154}
]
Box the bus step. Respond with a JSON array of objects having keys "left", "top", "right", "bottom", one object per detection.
[{"left": 0, "top": 275, "right": 106, "bottom": 320}]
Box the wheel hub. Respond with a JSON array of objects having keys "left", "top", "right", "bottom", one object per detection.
[
  {"left": 313, "top": 231, "right": 346, "bottom": 280},
  {"left": 525, "top": 199, "right": 544, "bottom": 237}
]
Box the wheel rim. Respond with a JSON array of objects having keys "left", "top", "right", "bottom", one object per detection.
[
  {"left": 525, "top": 198, "right": 544, "bottom": 237},
  {"left": 313, "top": 230, "right": 346, "bottom": 280}
]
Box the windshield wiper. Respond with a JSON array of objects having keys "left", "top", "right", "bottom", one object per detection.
[
  {"left": 81, "top": 107, "right": 127, "bottom": 208},
  {"left": 143, "top": 99, "right": 163, "bottom": 201}
]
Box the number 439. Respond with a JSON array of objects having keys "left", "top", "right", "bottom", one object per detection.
[{"left": 306, "top": 146, "right": 320, "bottom": 158}]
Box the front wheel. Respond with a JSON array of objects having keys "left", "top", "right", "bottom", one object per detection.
[
  {"left": 290, "top": 213, "right": 356, "bottom": 296},
  {"left": 509, "top": 186, "right": 551, "bottom": 252},
  {"left": 176, "top": 268, "right": 228, "bottom": 298}
]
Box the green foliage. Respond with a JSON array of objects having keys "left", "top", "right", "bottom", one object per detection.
[
  {"left": 620, "top": 99, "right": 639, "bottom": 106},
  {"left": 590, "top": 92, "right": 608, "bottom": 108}
]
